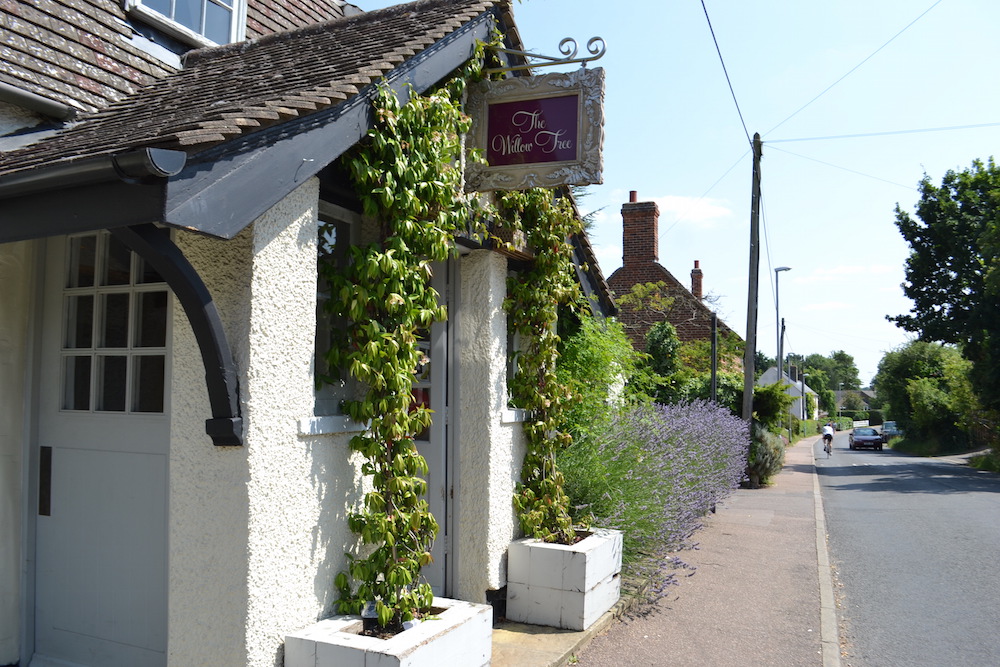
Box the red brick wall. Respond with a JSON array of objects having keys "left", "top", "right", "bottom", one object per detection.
[{"left": 621, "top": 200, "right": 659, "bottom": 266}]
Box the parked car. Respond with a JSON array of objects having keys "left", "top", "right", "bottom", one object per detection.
[
  {"left": 850, "top": 427, "right": 883, "bottom": 451},
  {"left": 881, "top": 421, "right": 901, "bottom": 442}
]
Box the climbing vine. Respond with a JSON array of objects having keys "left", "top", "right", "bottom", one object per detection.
[
  {"left": 326, "top": 59, "right": 484, "bottom": 631},
  {"left": 324, "top": 41, "right": 589, "bottom": 631},
  {"left": 502, "top": 189, "right": 585, "bottom": 544}
]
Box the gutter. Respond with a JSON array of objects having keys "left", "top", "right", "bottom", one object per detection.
[
  {"left": 0, "top": 81, "right": 77, "bottom": 121},
  {"left": 0, "top": 148, "right": 187, "bottom": 199}
]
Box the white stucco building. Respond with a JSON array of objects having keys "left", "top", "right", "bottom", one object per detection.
[{"left": 0, "top": 2, "right": 613, "bottom": 665}]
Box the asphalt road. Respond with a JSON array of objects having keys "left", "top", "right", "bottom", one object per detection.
[{"left": 817, "top": 432, "right": 1000, "bottom": 667}]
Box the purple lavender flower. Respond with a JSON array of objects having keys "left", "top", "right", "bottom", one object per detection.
[{"left": 559, "top": 400, "right": 750, "bottom": 602}]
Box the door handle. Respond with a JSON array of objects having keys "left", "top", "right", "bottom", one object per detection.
[{"left": 39, "top": 446, "right": 51, "bottom": 516}]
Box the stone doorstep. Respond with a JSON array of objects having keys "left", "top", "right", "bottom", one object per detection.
[{"left": 285, "top": 597, "right": 492, "bottom": 667}]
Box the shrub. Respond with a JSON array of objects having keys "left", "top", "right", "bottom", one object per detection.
[
  {"left": 660, "top": 371, "right": 744, "bottom": 414},
  {"left": 753, "top": 382, "right": 794, "bottom": 431},
  {"left": 746, "top": 422, "right": 785, "bottom": 488},
  {"left": 558, "top": 401, "right": 749, "bottom": 596},
  {"left": 646, "top": 320, "right": 680, "bottom": 377},
  {"left": 557, "top": 315, "right": 656, "bottom": 444}
]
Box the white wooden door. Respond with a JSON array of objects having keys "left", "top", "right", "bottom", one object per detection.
[
  {"left": 413, "top": 260, "right": 454, "bottom": 596},
  {"left": 32, "top": 234, "right": 170, "bottom": 667}
]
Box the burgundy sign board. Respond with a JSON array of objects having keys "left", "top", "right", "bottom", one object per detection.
[
  {"left": 486, "top": 94, "right": 579, "bottom": 166},
  {"left": 466, "top": 68, "right": 605, "bottom": 192}
]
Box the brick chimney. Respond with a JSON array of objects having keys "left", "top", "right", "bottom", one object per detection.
[
  {"left": 691, "top": 260, "right": 703, "bottom": 299},
  {"left": 621, "top": 190, "right": 659, "bottom": 267}
]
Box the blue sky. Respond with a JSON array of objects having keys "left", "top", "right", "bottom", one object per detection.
[{"left": 357, "top": 0, "right": 1000, "bottom": 385}]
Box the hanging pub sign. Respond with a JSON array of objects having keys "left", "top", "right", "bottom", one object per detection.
[{"left": 465, "top": 67, "right": 605, "bottom": 192}]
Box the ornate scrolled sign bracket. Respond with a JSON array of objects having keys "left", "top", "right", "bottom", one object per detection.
[{"left": 485, "top": 37, "right": 606, "bottom": 74}]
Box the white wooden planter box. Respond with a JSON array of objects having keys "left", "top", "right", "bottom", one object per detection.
[
  {"left": 285, "top": 597, "right": 492, "bottom": 667},
  {"left": 506, "top": 527, "right": 623, "bottom": 631}
]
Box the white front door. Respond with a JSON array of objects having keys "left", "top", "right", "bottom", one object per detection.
[
  {"left": 32, "top": 233, "right": 170, "bottom": 667},
  {"left": 413, "top": 260, "right": 455, "bottom": 596}
]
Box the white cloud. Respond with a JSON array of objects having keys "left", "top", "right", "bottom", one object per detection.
[{"left": 653, "top": 195, "right": 733, "bottom": 228}]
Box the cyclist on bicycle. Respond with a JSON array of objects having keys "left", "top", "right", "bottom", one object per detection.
[{"left": 822, "top": 422, "right": 834, "bottom": 455}]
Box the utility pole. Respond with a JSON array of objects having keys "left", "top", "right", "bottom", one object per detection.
[{"left": 742, "top": 133, "right": 762, "bottom": 422}]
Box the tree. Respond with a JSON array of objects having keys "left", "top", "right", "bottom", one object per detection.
[
  {"left": 890, "top": 158, "right": 1000, "bottom": 410},
  {"left": 841, "top": 391, "right": 866, "bottom": 412},
  {"left": 874, "top": 340, "right": 977, "bottom": 447},
  {"left": 752, "top": 382, "right": 795, "bottom": 432},
  {"left": 754, "top": 350, "right": 774, "bottom": 379},
  {"left": 615, "top": 281, "right": 675, "bottom": 341},
  {"left": 803, "top": 351, "right": 861, "bottom": 391}
]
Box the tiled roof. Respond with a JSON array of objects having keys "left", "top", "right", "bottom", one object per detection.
[
  {"left": 0, "top": 0, "right": 174, "bottom": 113},
  {"left": 247, "top": 0, "right": 363, "bottom": 38},
  {"left": 0, "top": 0, "right": 503, "bottom": 176},
  {"left": 0, "top": 1, "right": 366, "bottom": 116}
]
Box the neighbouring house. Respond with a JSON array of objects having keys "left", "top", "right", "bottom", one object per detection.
[
  {"left": 0, "top": 2, "right": 614, "bottom": 666},
  {"left": 757, "top": 366, "right": 819, "bottom": 421},
  {"left": 606, "top": 190, "right": 739, "bottom": 352},
  {"left": 834, "top": 388, "right": 876, "bottom": 413}
]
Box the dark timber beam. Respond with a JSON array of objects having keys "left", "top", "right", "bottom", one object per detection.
[{"left": 110, "top": 224, "right": 244, "bottom": 446}]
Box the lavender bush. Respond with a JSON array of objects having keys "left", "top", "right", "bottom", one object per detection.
[{"left": 558, "top": 400, "right": 749, "bottom": 596}]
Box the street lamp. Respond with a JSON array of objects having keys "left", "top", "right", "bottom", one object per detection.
[{"left": 775, "top": 266, "right": 791, "bottom": 381}]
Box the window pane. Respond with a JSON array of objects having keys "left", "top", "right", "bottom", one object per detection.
[
  {"left": 100, "top": 293, "right": 130, "bottom": 348},
  {"left": 135, "top": 291, "right": 168, "bottom": 348},
  {"left": 133, "top": 355, "right": 166, "bottom": 412},
  {"left": 67, "top": 236, "right": 97, "bottom": 288},
  {"left": 174, "top": 0, "right": 203, "bottom": 34},
  {"left": 102, "top": 235, "right": 132, "bottom": 286},
  {"left": 63, "top": 356, "right": 92, "bottom": 410},
  {"left": 136, "top": 256, "right": 165, "bottom": 284},
  {"left": 97, "top": 355, "right": 127, "bottom": 411},
  {"left": 205, "top": 0, "right": 232, "bottom": 43},
  {"left": 315, "top": 219, "right": 352, "bottom": 416},
  {"left": 64, "top": 295, "right": 94, "bottom": 349},
  {"left": 145, "top": 0, "right": 171, "bottom": 16}
]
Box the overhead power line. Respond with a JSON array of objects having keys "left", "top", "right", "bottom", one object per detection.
[
  {"left": 766, "top": 0, "right": 943, "bottom": 137},
  {"left": 766, "top": 145, "right": 917, "bottom": 190},
  {"left": 700, "top": 0, "right": 751, "bottom": 147},
  {"left": 768, "top": 122, "right": 1000, "bottom": 144}
]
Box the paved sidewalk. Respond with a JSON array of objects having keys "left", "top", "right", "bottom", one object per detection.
[{"left": 491, "top": 438, "right": 840, "bottom": 667}]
